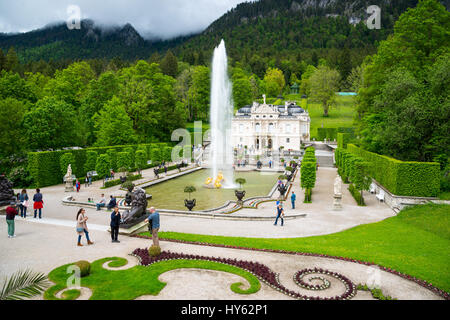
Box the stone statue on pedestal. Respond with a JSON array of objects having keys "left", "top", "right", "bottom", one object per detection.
[
  {"left": 333, "top": 175, "right": 343, "bottom": 211},
  {"left": 64, "top": 164, "right": 74, "bottom": 192}
]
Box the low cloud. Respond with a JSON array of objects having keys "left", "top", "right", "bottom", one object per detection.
[{"left": 0, "top": 0, "right": 254, "bottom": 39}]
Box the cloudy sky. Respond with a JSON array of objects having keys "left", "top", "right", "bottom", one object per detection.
[{"left": 0, "top": 0, "right": 254, "bottom": 39}]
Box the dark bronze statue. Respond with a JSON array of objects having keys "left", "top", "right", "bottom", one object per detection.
[
  {"left": 121, "top": 187, "right": 148, "bottom": 226},
  {"left": 0, "top": 175, "right": 15, "bottom": 206}
]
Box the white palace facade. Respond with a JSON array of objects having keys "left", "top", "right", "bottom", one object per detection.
[{"left": 232, "top": 97, "right": 310, "bottom": 154}]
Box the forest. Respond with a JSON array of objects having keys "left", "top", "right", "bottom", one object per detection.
[{"left": 0, "top": 0, "right": 448, "bottom": 193}]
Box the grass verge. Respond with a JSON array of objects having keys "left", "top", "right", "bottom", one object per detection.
[{"left": 140, "top": 204, "right": 450, "bottom": 292}]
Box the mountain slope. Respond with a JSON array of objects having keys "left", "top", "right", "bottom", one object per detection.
[
  {"left": 175, "top": 0, "right": 438, "bottom": 60},
  {"left": 0, "top": 0, "right": 447, "bottom": 63}
]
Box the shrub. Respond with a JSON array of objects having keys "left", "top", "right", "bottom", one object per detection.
[
  {"left": 95, "top": 154, "right": 111, "bottom": 179},
  {"left": 317, "top": 128, "right": 338, "bottom": 141},
  {"left": 116, "top": 152, "right": 131, "bottom": 171},
  {"left": 135, "top": 150, "right": 147, "bottom": 171},
  {"left": 74, "top": 260, "right": 91, "bottom": 277},
  {"left": 148, "top": 245, "right": 161, "bottom": 257},
  {"left": 301, "top": 161, "right": 316, "bottom": 202},
  {"left": 337, "top": 133, "right": 352, "bottom": 149},
  {"left": 235, "top": 178, "right": 246, "bottom": 190},
  {"left": 84, "top": 151, "right": 98, "bottom": 173},
  {"left": 26, "top": 143, "right": 156, "bottom": 188},
  {"left": 347, "top": 144, "right": 440, "bottom": 197},
  {"left": 349, "top": 184, "right": 366, "bottom": 206},
  {"left": 122, "top": 181, "right": 135, "bottom": 191}
]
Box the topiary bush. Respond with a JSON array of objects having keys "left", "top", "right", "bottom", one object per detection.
[
  {"left": 148, "top": 245, "right": 161, "bottom": 257},
  {"left": 74, "top": 260, "right": 91, "bottom": 277}
]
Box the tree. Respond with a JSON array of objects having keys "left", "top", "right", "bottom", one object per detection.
[
  {"left": 95, "top": 154, "right": 111, "bottom": 179},
  {"left": 4, "top": 48, "right": 19, "bottom": 72},
  {"left": 232, "top": 68, "right": 252, "bottom": 109},
  {"left": 299, "top": 65, "right": 316, "bottom": 96},
  {"left": 0, "top": 98, "right": 27, "bottom": 157},
  {"left": 263, "top": 68, "right": 285, "bottom": 97},
  {"left": 351, "top": 160, "right": 372, "bottom": 206},
  {"left": 93, "top": 97, "right": 138, "bottom": 147},
  {"left": 175, "top": 67, "right": 194, "bottom": 121},
  {"left": 43, "top": 61, "right": 95, "bottom": 108},
  {"left": 135, "top": 150, "right": 147, "bottom": 173},
  {"left": 188, "top": 65, "right": 210, "bottom": 121},
  {"left": 80, "top": 71, "right": 120, "bottom": 145},
  {"left": 301, "top": 162, "right": 316, "bottom": 203},
  {"left": 23, "top": 97, "right": 81, "bottom": 150},
  {"left": 0, "top": 49, "right": 5, "bottom": 71},
  {"left": 0, "top": 269, "right": 50, "bottom": 300},
  {"left": 117, "top": 152, "right": 131, "bottom": 171},
  {"left": 357, "top": 0, "right": 450, "bottom": 162},
  {"left": 84, "top": 151, "right": 98, "bottom": 173},
  {"left": 160, "top": 50, "right": 178, "bottom": 78},
  {"left": 308, "top": 66, "right": 340, "bottom": 117}
]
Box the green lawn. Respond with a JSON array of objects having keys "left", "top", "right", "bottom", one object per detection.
[
  {"left": 269, "top": 94, "right": 357, "bottom": 139},
  {"left": 439, "top": 192, "right": 450, "bottom": 200},
  {"left": 141, "top": 204, "right": 450, "bottom": 292},
  {"left": 45, "top": 257, "right": 260, "bottom": 300}
]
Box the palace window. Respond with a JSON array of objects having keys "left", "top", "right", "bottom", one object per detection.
[
  {"left": 255, "top": 123, "right": 261, "bottom": 133},
  {"left": 286, "top": 124, "right": 291, "bottom": 133}
]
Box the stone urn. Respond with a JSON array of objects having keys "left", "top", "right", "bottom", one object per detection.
[
  {"left": 235, "top": 190, "right": 246, "bottom": 202},
  {"left": 278, "top": 184, "right": 288, "bottom": 198},
  {"left": 184, "top": 199, "right": 196, "bottom": 211}
]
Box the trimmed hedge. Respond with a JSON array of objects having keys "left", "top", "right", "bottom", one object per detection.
[
  {"left": 317, "top": 128, "right": 337, "bottom": 141},
  {"left": 27, "top": 143, "right": 170, "bottom": 188},
  {"left": 103, "top": 174, "right": 143, "bottom": 189},
  {"left": 337, "top": 133, "right": 352, "bottom": 149},
  {"left": 344, "top": 144, "right": 440, "bottom": 197}
]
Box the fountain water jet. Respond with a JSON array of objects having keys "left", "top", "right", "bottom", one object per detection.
[{"left": 209, "top": 40, "right": 236, "bottom": 188}]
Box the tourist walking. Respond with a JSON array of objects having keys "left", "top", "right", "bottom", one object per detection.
[
  {"left": 145, "top": 207, "right": 160, "bottom": 247},
  {"left": 6, "top": 201, "right": 18, "bottom": 238},
  {"left": 88, "top": 173, "right": 92, "bottom": 186},
  {"left": 274, "top": 203, "right": 284, "bottom": 226},
  {"left": 76, "top": 208, "right": 94, "bottom": 246},
  {"left": 110, "top": 206, "right": 121, "bottom": 243},
  {"left": 18, "top": 189, "right": 29, "bottom": 218},
  {"left": 96, "top": 194, "right": 107, "bottom": 211},
  {"left": 291, "top": 191, "right": 296, "bottom": 209},
  {"left": 84, "top": 174, "right": 89, "bottom": 188},
  {"left": 76, "top": 179, "right": 81, "bottom": 192},
  {"left": 33, "top": 188, "right": 43, "bottom": 219}
]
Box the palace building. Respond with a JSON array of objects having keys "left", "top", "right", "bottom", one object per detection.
[{"left": 232, "top": 97, "right": 310, "bottom": 154}]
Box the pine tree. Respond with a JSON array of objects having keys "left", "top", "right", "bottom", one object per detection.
[
  {"left": 160, "top": 50, "right": 178, "bottom": 78},
  {"left": 0, "top": 49, "right": 5, "bottom": 71},
  {"left": 5, "top": 47, "right": 19, "bottom": 72}
]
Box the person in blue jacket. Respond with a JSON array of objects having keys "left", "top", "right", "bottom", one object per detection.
[
  {"left": 291, "top": 191, "right": 297, "bottom": 209},
  {"left": 110, "top": 206, "right": 121, "bottom": 243}
]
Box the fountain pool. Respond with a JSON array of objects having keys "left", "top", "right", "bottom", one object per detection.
[{"left": 145, "top": 170, "right": 279, "bottom": 211}]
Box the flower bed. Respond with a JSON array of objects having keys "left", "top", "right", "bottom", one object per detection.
[
  {"left": 132, "top": 248, "right": 357, "bottom": 300},
  {"left": 132, "top": 235, "right": 449, "bottom": 300}
]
